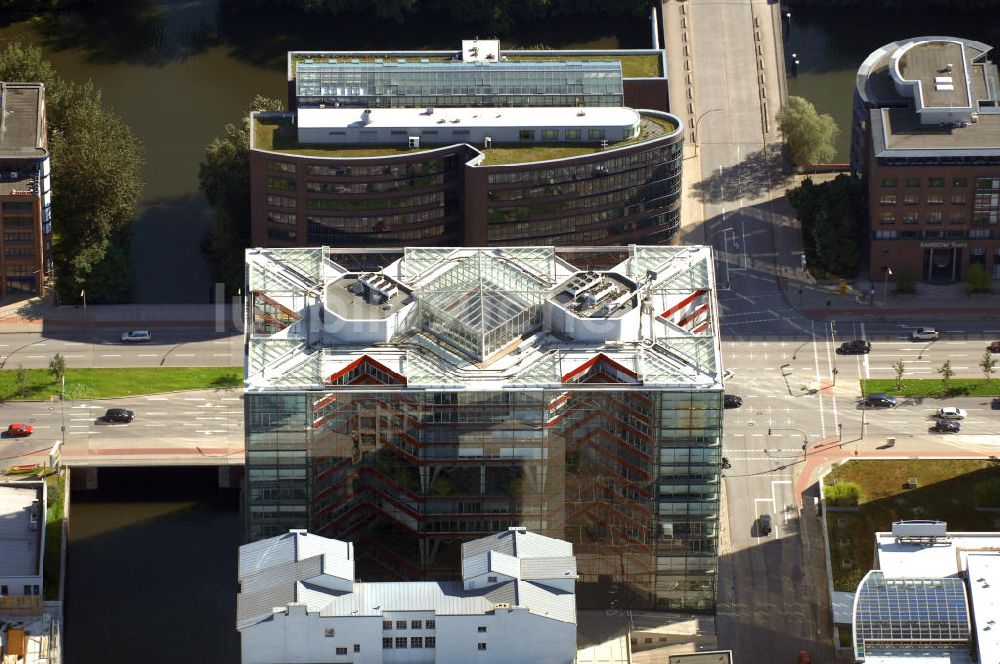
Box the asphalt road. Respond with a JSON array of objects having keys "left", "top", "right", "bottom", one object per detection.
[
  {"left": 0, "top": 389, "right": 244, "bottom": 467},
  {"left": 0, "top": 331, "right": 243, "bottom": 369}
]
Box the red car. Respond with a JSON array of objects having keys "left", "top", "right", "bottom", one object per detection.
[
  {"left": 798, "top": 651, "right": 812, "bottom": 664},
  {"left": 7, "top": 423, "right": 32, "bottom": 437}
]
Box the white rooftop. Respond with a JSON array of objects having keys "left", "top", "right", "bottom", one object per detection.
[
  {"left": 297, "top": 106, "right": 640, "bottom": 131},
  {"left": 966, "top": 554, "right": 1000, "bottom": 664},
  {"left": 461, "top": 39, "right": 501, "bottom": 63},
  {"left": 246, "top": 246, "right": 722, "bottom": 393},
  {"left": 875, "top": 530, "right": 1000, "bottom": 578},
  {"left": 0, "top": 482, "right": 43, "bottom": 578}
]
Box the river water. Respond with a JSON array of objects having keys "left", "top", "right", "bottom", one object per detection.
[
  {"left": 786, "top": 4, "right": 1000, "bottom": 162},
  {"left": 0, "top": 1, "right": 645, "bottom": 302},
  {"left": 64, "top": 467, "right": 240, "bottom": 664}
]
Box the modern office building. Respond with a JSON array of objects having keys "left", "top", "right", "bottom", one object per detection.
[
  {"left": 0, "top": 82, "right": 52, "bottom": 297},
  {"left": 237, "top": 527, "right": 577, "bottom": 664},
  {"left": 852, "top": 36, "right": 1000, "bottom": 284},
  {"left": 244, "top": 244, "right": 723, "bottom": 611},
  {"left": 250, "top": 40, "right": 683, "bottom": 250},
  {"left": 851, "top": 521, "right": 1000, "bottom": 663}
]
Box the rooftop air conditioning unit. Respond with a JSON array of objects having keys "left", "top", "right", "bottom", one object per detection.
[
  {"left": 484, "top": 136, "right": 492, "bottom": 148},
  {"left": 408, "top": 136, "right": 420, "bottom": 148}
]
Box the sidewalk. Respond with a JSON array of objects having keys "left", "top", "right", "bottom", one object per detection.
[{"left": 0, "top": 297, "right": 243, "bottom": 333}]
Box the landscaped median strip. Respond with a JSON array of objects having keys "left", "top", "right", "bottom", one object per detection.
[
  {"left": 861, "top": 378, "right": 1000, "bottom": 398},
  {"left": 0, "top": 367, "right": 242, "bottom": 401}
]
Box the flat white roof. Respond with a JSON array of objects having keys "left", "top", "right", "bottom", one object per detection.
[
  {"left": 966, "top": 554, "right": 1000, "bottom": 664},
  {"left": 297, "top": 106, "right": 641, "bottom": 131},
  {"left": 0, "top": 483, "right": 42, "bottom": 578},
  {"left": 875, "top": 531, "right": 1000, "bottom": 578}
]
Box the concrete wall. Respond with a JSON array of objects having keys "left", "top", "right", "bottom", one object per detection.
[
  {"left": 241, "top": 606, "right": 382, "bottom": 664},
  {"left": 436, "top": 610, "right": 575, "bottom": 664}
]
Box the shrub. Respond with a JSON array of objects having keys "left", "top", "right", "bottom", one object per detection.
[
  {"left": 824, "top": 481, "right": 861, "bottom": 506},
  {"left": 894, "top": 271, "right": 917, "bottom": 294},
  {"left": 966, "top": 264, "right": 991, "bottom": 294}
]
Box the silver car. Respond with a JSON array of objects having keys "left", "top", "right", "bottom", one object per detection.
[
  {"left": 911, "top": 327, "right": 939, "bottom": 341},
  {"left": 121, "top": 329, "right": 151, "bottom": 343}
]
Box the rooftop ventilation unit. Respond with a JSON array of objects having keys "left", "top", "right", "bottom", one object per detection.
[
  {"left": 484, "top": 136, "right": 492, "bottom": 148},
  {"left": 408, "top": 136, "right": 420, "bottom": 148},
  {"left": 563, "top": 271, "right": 602, "bottom": 297},
  {"left": 359, "top": 273, "right": 399, "bottom": 304}
]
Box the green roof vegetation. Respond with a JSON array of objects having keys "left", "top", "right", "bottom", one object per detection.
[
  {"left": 254, "top": 113, "right": 676, "bottom": 165},
  {"left": 291, "top": 52, "right": 663, "bottom": 78}
]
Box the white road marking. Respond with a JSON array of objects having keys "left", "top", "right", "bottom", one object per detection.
[
  {"left": 137, "top": 354, "right": 158, "bottom": 357},
  {"left": 145, "top": 397, "right": 168, "bottom": 401},
  {"left": 174, "top": 353, "right": 196, "bottom": 357},
  {"left": 100, "top": 354, "right": 121, "bottom": 357}
]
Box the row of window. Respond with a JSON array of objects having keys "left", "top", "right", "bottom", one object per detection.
[
  {"left": 304, "top": 208, "right": 448, "bottom": 232},
  {"left": 4, "top": 247, "right": 34, "bottom": 257},
  {"left": 382, "top": 619, "right": 436, "bottom": 630},
  {"left": 2, "top": 217, "right": 34, "bottom": 228},
  {"left": 307, "top": 223, "right": 450, "bottom": 244},
  {"left": 881, "top": 176, "right": 968, "bottom": 188},
  {"left": 305, "top": 174, "right": 446, "bottom": 194},
  {"left": 879, "top": 212, "right": 964, "bottom": 224},
  {"left": 878, "top": 194, "right": 966, "bottom": 205},
  {"left": 2, "top": 232, "right": 34, "bottom": 242},
  {"left": 486, "top": 143, "right": 681, "bottom": 186},
  {"left": 487, "top": 203, "right": 679, "bottom": 243},
  {"left": 873, "top": 230, "right": 1000, "bottom": 242},
  {"left": 382, "top": 637, "right": 438, "bottom": 649},
  {"left": 299, "top": 156, "right": 457, "bottom": 179},
  {"left": 490, "top": 166, "right": 679, "bottom": 202},
  {"left": 0, "top": 584, "right": 39, "bottom": 595}
]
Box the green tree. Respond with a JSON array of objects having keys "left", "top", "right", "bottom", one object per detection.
[
  {"left": 965, "top": 264, "right": 991, "bottom": 294},
  {"left": 199, "top": 95, "right": 285, "bottom": 295},
  {"left": 892, "top": 359, "right": 905, "bottom": 391},
  {"left": 48, "top": 353, "right": 66, "bottom": 382},
  {"left": 938, "top": 360, "right": 955, "bottom": 391},
  {"left": 776, "top": 96, "right": 839, "bottom": 165},
  {"left": 894, "top": 271, "right": 917, "bottom": 295},
  {"left": 982, "top": 351, "right": 997, "bottom": 383},
  {"left": 15, "top": 365, "right": 29, "bottom": 398},
  {"left": 786, "top": 174, "right": 863, "bottom": 277}
]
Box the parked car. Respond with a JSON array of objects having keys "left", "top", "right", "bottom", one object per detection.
[
  {"left": 911, "top": 327, "right": 940, "bottom": 341},
  {"left": 932, "top": 420, "right": 961, "bottom": 433},
  {"left": 798, "top": 652, "right": 812, "bottom": 664},
  {"left": 838, "top": 339, "right": 871, "bottom": 354},
  {"left": 759, "top": 514, "right": 772, "bottom": 536},
  {"left": 121, "top": 329, "right": 151, "bottom": 343},
  {"left": 993, "top": 397, "right": 1000, "bottom": 411},
  {"left": 6, "top": 423, "right": 32, "bottom": 437},
  {"left": 103, "top": 408, "right": 134, "bottom": 423},
  {"left": 989, "top": 340, "right": 1000, "bottom": 353},
  {"left": 863, "top": 393, "right": 897, "bottom": 408},
  {"left": 724, "top": 394, "right": 743, "bottom": 409},
  {"left": 938, "top": 406, "right": 967, "bottom": 420}
]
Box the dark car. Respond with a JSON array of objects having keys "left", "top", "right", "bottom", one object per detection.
[
  {"left": 993, "top": 397, "right": 1000, "bottom": 411},
  {"left": 759, "top": 514, "right": 772, "bottom": 536},
  {"left": 863, "top": 393, "right": 897, "bottom": 408},
  {"left": 103, "top": 408, "right": 134, "bottom": 423},
  {"left": 724, "top": 394, "right": 743, "bottom": 409},
  {"left": 989, "top": 341, "right": 1000, "bottom": 353},
  {"left": 838, "top": 339, "right": 871, "bottom": 354},
  {"left": 931, "top": 419, "right": 961, "bottom": 433}
]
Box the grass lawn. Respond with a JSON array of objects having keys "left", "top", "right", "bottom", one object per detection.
[
  {"left": 0, "top": 367, "right": 241, "bottom": 401},
  {"left": 826, "top": 459, "right": 1000, "bottom": 591},
  {"left": 43, "top": 471, "right": 64, "bottom": 600},
  {"left": 861, "top": 378, "right": 1000, "bottom": 398}
]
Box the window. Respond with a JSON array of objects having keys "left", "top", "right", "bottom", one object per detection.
[
  {"left": 426, "top": 620, "right": 436, "bottom": 630},
  {"left": 426, "top": 637, "right": 436, "bottom": 648},
  {"left": 927, "top": 194, "right": 943, "bottom": 205},
  {"left": 1, "top": 202, "right": 32, "bottom": 212},
  {"left": 411, "top": 637, "right": 423, "bottom": 648},
  {"left": 928, "top": 177, "right": 945, "bottom": 187},
  {"left": 267, "top": 161, "right": 297, "bottom": 174},
  {"left": 336, "top": 647, "right": 348, "bottom": 655},
  {"left": 905, "top": 177, "right": 921, "bottom": 187},
  {"left": 951, "top": 194, "right": 966, "bottom": 205},
  {"left": 411, "top": 620, "right": 422, "bottom": 629},
  {"left": 266, "top": 194, "right": 296, "bottom": 208},
  {"left": 541, "top": 129, "right": 558, "bottom": 140},
  {"left": 383, "top": 638, "right": 392, "bottom": 649},
  {"left": 875, "top": 230, "right": 897, "bottom": 239},
  {"left": 519, "top": 130, "right": 535, "bottom": 140},
  {"left": 565, "top": 129, "right": 581, "bottom": 141},
  {"left": 478, "top": 643, "right": 487, "bottom": 651},
  {"left": 927, "top": 211, "right": 943, "bottom": 224},
  {"left": 0, "top": 585, "right": 7, "bottom": 595},
  {"left": 881, "top": 177, "right": 897, "bottom": 188},
  {"left": 487, "top": 576, "right": 498, "bottom": 583},
  {"left": 383, "top": 621, "right": 392, "bottom": 630},
  {"left": 267, "top": 212, "right": 296, "bottom": 225},
  {"left": 880, "top": 194, "right": 896, "bottom": 205},
  {"left": 354, "top": 645, "right": 361, "bottom": 653},
  {"left": 396, "top": 621, "right": 407, "bottom": 629},
  {"left": 396, "top": 637, "right": 408, "bottom": 648},
  {"left": 266, "top": 176, "right": 296, "bottom": 191},
  {"left": 588, "top": 128, "right": 606, "bottom": 140},
  {"left": 951, "top": 213, "right": 966, "bottom": 224},
  {"left": 953, "top": 177, "right": 968, "bottom": 187},
  {"left": 478, "top": 626, "right": 487, "bottom": 633},
  {"left": 903, "top": 212, "right": 918, "bottom": 224},
  {"left": 879, "top": 212, "right": 895, "bottom": 224},
  {"left": 903, "top": 195, "right": 918, "bottom": 205},
  {"left": 325, "top": 628, "right": 335, "bottom": 637}
]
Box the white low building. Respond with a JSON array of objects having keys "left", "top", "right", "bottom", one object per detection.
[{"left": 238, "top": 527, "right": 577, "bottom": 664}]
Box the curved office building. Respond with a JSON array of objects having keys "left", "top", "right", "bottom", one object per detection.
[{"left": 250, "top": 41, "right": 683, "bottom": 249}]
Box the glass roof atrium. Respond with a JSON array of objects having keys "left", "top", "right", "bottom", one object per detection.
[
  {"left": 853, "top": 571, "right": 971, "bottom": 662},
  {"left": 295, "top": 60, "right": 624, "bottom": 108}
]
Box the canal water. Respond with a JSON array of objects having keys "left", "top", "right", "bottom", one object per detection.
[
  {"left": 64, "top": 467, "right": 240, "bottom": 664},
  {"left": 0, "top": 1, "right": 646, "bottom": 302},
  {"left": 786, "top": 3, "right": 1000, "bottom": 162}
]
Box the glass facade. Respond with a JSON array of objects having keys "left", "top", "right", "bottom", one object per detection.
[
  {"left": 245, "top": 386, "right": 721, "bottom": 611},
  {"left": 295, "top": 61, "right": 624, "bottom": 109}
]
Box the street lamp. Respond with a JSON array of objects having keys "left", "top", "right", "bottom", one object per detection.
[
  {"left": 882, "top": 266, "right": 894, "bottom": 304},
  {"left": 693, "top": 107, "right": 723, "bottom": 155},
  {"left": 710, "top": 227, "right": 737, "bottom": 289},
  {"left": 830, "top": 320, "right": 839, "bottom": 386},
  {"left": 768, "top": 427, "right": 810, "bottom": 453},
  {"left": 80, "top": 289, "right": 86, "bottom": 312}
]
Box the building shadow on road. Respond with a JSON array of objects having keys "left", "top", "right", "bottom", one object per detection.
[{"left": 691, "top": 143, "right": 792, "bottom": 205}]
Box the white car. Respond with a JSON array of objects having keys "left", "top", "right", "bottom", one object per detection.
[
  {"left": 911, "top": 327, "right": 940, "bottom": 341},
  {"left": 938, "top": 407, "right": 966, "bottom": 420},
  {"left": 120, "top": 329, "right": 152, "bottom": 343}
]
